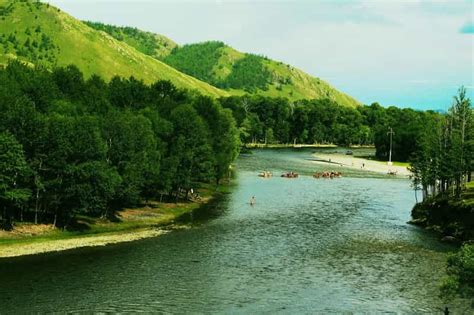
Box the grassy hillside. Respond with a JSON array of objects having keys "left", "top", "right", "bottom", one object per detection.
[
  {"left": 164, "top": 42, "right": 360, "bottom": 106},
  {"left": 85, "top": 25, "right": 360, "bottom": 107},
  {"left": 0, "top": 0, "right": 226, "bottom": 97},
  {"left": 83, "top": 21, "right": 177, "bottom": 60}
]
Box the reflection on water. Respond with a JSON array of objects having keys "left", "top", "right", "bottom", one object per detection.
[{"left": 0, "top": 148, "right": 470, "bottom": 313}]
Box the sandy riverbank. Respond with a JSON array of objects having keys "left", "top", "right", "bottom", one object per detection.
[
  {"left": 0, "top": 184, "right": 224, "bottom": 259},
  {"left": 0, "top": 228, "right": 169, "bottom": 258},
  {"left": 312, "top": 153, "right": 411, "bottom": 177}
]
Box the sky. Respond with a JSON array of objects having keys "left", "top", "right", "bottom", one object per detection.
[{"left": 46, "top": 0, "right": 473, "bottom": 111}]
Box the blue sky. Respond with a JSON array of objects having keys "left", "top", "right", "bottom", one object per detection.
[{"left": 47, "top": 0, "right": 473, "bottom": 110}]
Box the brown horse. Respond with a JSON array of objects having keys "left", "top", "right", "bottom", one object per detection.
[{"left": 281, "top": 172, "right": 299, "bottom": 178}]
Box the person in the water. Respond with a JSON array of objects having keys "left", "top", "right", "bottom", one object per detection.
[{"left": 250, "top": 196, "right": 256, "bottom": 206}]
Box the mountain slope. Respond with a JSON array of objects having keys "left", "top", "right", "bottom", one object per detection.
[
  {"left": 84, "top": 22, "right": 360, "bottom": 107},
  {"left": 83, "top": 21, "right": 177, "bottom": 60},
  {"left": 0, "top": 0, "right": 227, "bottom": 97},
  {"left": 164, "top": 42, "right": 360, "bottom": 107}
]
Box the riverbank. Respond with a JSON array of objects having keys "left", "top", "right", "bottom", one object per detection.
[
  {"left": 409, "top": 182, "right": 474, "bottom": 302},
  {"left": 410, "top": 181, "right": 474, "bottom": 242},
  {"left": 246, "top": 143, "right": 337, "bottom": 149},
  {"left": 311, "top": 152, "right": 411, "bottom": 177},
  {"left": 244, "top": 143, "right": 375, "bottom": 149},
  {"left": 0, "top": 184, "right": 227, "bottom": 259}
]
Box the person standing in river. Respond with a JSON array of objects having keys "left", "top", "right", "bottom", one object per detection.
[{"left": 250, "top": 196, "right": 256, "bottom": 206}]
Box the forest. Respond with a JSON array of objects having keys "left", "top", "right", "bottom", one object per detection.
[
  {"left": 407, "top": 88, "right": 473, "bottom": 300},
  {"left": 220, "top": 95, "right": 443, "bottom": 162},
  {"left": 409, "top": 87, "right": 473, "bottom": 200},
  {"left": 0, "top": 61, "right": 240, "bottom": 230}
]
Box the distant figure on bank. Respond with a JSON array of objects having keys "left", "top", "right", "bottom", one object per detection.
[
  {"left": 250, "top": 196, "right": 256, "bottom": 206},
  {"left": 444, "top": 307, "right": 449, "bottom": 315}
]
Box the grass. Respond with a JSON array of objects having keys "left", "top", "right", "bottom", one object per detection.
[
  {"left": 79, "top": 20, "right": 360, "bottom": 106},
  {"left": 360, "top": 155, "right": 411, "bottom": 168},
  {"left": 260, "top": 59, "right": 361, "bottom": 107},
  {"left": 84, "top": 21, "right": 177, "bottom": 60},
  {"left": 391, "top": 161, "right": 411, "bottom": 167},
  {"left": 462, "top": 181, "right": 474, "bottom": 206},
  {"left": 0, "top": 0, "right": 227, "bottom": 97},
  {"left": 0, "top": 182, "right": 228, "bottom": 256}
]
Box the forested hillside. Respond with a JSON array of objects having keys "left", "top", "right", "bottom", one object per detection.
[
  {"left": 0, "top": 0, "right": 226, "bottom": 97},
  {"left": 0, "top": 61, "right": 239, "bottom": 230},
  {"left": 163, "top": 41, "right": 360, "bottom": 107}
]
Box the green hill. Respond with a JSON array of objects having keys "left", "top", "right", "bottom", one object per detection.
[
  {"left": 163, "top": 42, "right": 360, "bottom": 107},
  {"left": 84, "top": 22, "right": 360, "bottom": 107},
  {"left": 83, "top": 21, "right": 177, "bottom": 60},
  {"left": 0, "top": 0, "right": 226, "bottom": 97}
]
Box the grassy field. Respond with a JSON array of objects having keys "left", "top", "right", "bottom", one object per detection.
[
  {"left": 0, "top": 0, "right": 227, "bottom": 97},
  {"left": 0, "top": 183, "right": 229, "bottom": 258}
]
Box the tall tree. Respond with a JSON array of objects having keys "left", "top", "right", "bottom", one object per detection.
[{"left": 0, "top": 132, "right": 31, "bottom": 230}]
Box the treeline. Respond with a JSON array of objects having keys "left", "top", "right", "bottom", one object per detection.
[
  {"left": 0, "top": 61, "right": 240, "bottom": 230},
  {"left": 410, "top": 87, "right": 473, "bottom": 200},
  {"left": 220, "top": 95, "right": 442, "bottom": 161}
]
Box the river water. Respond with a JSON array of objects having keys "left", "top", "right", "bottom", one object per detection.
[{"left": 0, "top": 149, "right": 471, "bottom": 313}]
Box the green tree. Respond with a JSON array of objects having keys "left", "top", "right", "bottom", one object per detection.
[
  {"left": 0, "top": 132, "right": 31, "bottom": 230},
  {"left": 168, "top": 104, "right": 213, "bottom": 197}
]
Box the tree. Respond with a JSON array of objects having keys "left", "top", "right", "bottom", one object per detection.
[
  {"left": 409, "top": 87, "right": 472, "bottom": 200},
  {"left": 193, "top": 96, "right": 240, "bottom": 184},
  {"left": 64, "top": 161, "right": 121, "bottom": 219},
  {"left": 0, "top": 132, "right": 31, "bottom": 230},
  {"left": 213, "top": 109, "right": 240, "bottom": 184},
  {"left": 168, "top": 104, "right": 213, "bottom": 196},
  {"left": 449, "top": 86, "right": 473, "bottom": 195},
  {"left": 101, "top": 111, "right": 159, "bottom": 206}
]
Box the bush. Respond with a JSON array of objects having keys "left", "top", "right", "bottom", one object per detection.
[{"left": 441, "top": 244, "right": 474, "bottom": 300}]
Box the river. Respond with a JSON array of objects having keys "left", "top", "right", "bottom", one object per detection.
[{"left": 0, "top": 149, "right": 471, "bottom": 313}]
